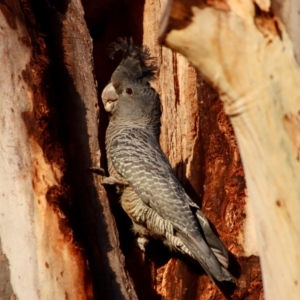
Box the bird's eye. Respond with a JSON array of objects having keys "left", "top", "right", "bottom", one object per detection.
[{"left": 126, "top": 88, "right": 133, "bottom": 95}]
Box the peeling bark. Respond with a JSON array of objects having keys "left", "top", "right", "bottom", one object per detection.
[
  {"left": 84, "top": 0, "right": 262, "bottom": 299},
  {"left": 0, "top": 1, "right": 89, "bottom": 298},
  {"left": 0, "top": 0, "right": 275, "bottom": 299},
  {"left": 160, "top": 0, "right": 300, "bottom": 299},
  {"left": 0, "top": 0, "right": 137, "bottom": 299}
]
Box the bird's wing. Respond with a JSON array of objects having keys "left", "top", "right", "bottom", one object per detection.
[
  {"left": 109, "top": 127, "right": 200, "bottom": 234},
  {"left": 109, "top": 127, "right": 234, "bottom": 281}
]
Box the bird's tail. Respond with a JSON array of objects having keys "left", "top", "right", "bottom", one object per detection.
[
  {"left": 195, "top": 210, "right": 230, "bottom": 268},
  {"left": 177, "top": 230, "right": 236, "bottom": 282}
]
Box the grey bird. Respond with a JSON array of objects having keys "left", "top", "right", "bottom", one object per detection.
[{"left": 101, "top": 38, "right": 235, "bottom": 283}]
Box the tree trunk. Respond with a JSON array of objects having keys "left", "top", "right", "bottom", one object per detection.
[
  {"left": 160, "top": 1, "right": 300, "bottom": 300},
  {"left": 1, "top": 0, "right": 281, "bottom": 299},
  {"left": 86, "top": 0, "right": 262, "bottom": 299},
  {"left": 0, "top": 0, "right": 136, "bottom": 299}
]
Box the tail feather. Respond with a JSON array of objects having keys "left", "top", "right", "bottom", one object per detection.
[
  {"left": 177, "top": 230, "right": 235, "bottom": 282},
  {"left": 211, "top": 247, "right": 229, "bottom": 269},
  {"left": 196, "top": 210, "right": 230, "bottom": 269}
]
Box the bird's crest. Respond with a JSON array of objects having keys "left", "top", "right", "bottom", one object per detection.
[{"left": 108, "top": 37, "right": 157, "bottom": 81}]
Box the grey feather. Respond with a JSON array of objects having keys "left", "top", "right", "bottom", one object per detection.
[
  {"left": 102, "top": 38, "right": 235, "bottom": 283},
  {"left": 108, "top": 37, "right": 157, "bottom": 87}
]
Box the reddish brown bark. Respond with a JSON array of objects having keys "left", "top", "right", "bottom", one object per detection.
[
  {"left": 83, "top": 0, "right": 263, "bottom": 299},
  {"left": 1, "top": 0, "right": 263, "bottom": 299},
  {"left": 1, "top": 0, "right": 136, "bottom": 299}
]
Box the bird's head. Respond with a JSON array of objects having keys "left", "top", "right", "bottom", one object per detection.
[
  {"left": 102, "top": 38, "right": 161, "bottom": 129},
  {"left": 102, "top": 78, "right": 160, "bottom": 128},
  {"left": 108, "top": 37, "right": 157, "bottom": 85}
]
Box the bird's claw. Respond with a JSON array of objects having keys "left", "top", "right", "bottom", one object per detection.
[
  {"left": 136, "top": 236, "right": 149, "bottom": 253},
  {"left": 90, "top": 167, "right": 128, "bottom": 186},
  {"left": 102, "top": 176, "right": 123, "bottom": 185},
  {"left": 89, "top": 167, "right": 106, "bottom": 176}
]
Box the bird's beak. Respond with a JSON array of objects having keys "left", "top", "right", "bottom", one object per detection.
[{"left": 101, "top": 82, "right": 118, "bottom": 112}]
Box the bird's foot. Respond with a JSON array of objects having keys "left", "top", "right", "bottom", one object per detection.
[
  {"left": 89, "top": 167, "right": 106, "bottom": 176},
  {"left": 135, "top": 236, "right": 150, "bottom": 253},
  {"left": 102, "top": 176, "right": 123, "bottom": 185},
  {"left": 102, "top": 175, "right": 128, "bottom": 185},
  {"left": 89, "top": 167, "right": 128, "bottom": 186}
]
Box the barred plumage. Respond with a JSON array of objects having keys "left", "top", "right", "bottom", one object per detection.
[{"left": 101, "top": 38, "right": 235, "bottom": 283}]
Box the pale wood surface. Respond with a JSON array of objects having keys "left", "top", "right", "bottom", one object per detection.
[
  {"left": 162, "top": 1, "right": 300, "bottom": 299},
  {"left": 0, "top": 2, "right": 87, "bottom": 299},
  {"left": 0, "top": 0, "right": 137, "bottom": 299}
]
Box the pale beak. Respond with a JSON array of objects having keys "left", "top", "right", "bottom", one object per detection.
[{"left": 101, "top": 82, "right": 118, "bottom": 112}]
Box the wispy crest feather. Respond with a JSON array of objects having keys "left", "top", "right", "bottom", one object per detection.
[{"left": 108, "top": 37, "right": 157, "bottom": 81}]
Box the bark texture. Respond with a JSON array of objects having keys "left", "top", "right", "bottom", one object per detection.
[
  {"left": 0, "top": 1, "right": 89, "bottom": 299},
  {"left": 161, "top": 0, "right": 300, "bottom": 300},
  {"left": 84, "top": 0, "right": 262, "bottom": 299},
  {"left": 0, "top": 0, "right": 136, "bottom": 299},
  {"left": 0, "top": 0, "right": 273, "bottom": 299}
]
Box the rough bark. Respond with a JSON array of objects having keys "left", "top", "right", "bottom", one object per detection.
[
  {"left": 0, "top": 0, "right": 136, "bottom": 299},
  {"left": 0, "top": 1, "right": 89, "bottom": 298},
  {"left": 160, "top": 0, "right": 300, "bottom": 300},
  {"left": 84, "top": 0, "right": 262, "bottom": 299},
  {"left": 1, "top": 0, "right": 273, "bottom": 299}
]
